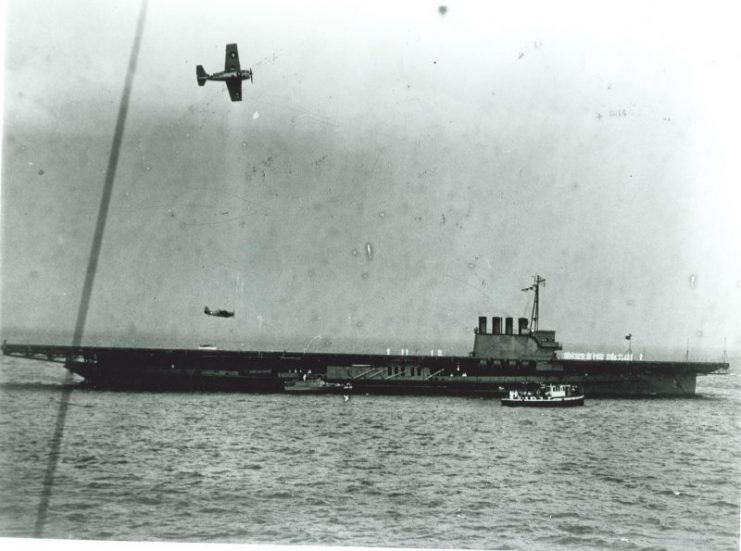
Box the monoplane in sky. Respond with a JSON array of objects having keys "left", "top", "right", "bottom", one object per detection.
[
  {"left": 196, "top": 43, "right": 253, "bottom": 101},
  {"left": 204, "top": 306, "right": 235, "bottom": 318}
]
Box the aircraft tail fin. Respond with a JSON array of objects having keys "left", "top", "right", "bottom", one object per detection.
[{"left": 196, "top": 65, "right": 208, "bottom": 86}]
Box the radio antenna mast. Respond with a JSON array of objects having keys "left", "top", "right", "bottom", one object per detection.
[{"left": 522, "top": 274, "right": 546, "bottom": 331}]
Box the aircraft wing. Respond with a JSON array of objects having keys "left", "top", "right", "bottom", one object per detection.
[
  {"left": 225, "top": 43, "right": 241, "bottom": 72},
  {"left": 226, "top": 78, "right": 242, "bottom": 101}
]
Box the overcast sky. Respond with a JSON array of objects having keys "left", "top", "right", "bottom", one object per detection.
[{"left": 2, "top": 0, "right": 739, "bottom": 357}]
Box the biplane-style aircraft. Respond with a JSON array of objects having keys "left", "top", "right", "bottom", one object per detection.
[{"left": 196, "top": 43, "right": 253, "bottom": 101}]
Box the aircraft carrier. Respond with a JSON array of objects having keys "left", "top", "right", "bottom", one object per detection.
[{"left": 1, "top": 279, "right": 728, "bottom": 397}]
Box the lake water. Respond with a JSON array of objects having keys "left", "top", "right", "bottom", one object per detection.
[{"left": 1, "top": 356, "right": 739, "bottom": 550}]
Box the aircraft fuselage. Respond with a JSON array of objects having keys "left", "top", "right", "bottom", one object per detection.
[{"left": 204, "top": 70, "right": 252, "bottom": 82}]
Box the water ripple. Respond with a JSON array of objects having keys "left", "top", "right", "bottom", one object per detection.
[{"left": 1, "top": 358, "right": 739, "bottom": 549}]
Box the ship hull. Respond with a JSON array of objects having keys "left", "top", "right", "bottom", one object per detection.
[{"left": 1, "top": 344, "right": 725, "bottom": 397}]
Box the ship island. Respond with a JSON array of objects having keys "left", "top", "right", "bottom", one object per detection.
[{"left": 2, "top": 276, "right": 728, "bottom": 397}]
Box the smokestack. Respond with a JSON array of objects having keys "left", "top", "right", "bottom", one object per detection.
[
  {"left": 492, "top": 317, "right": 502, "bottom": 335},
  {"left": 505, "top": 317, "right": 514, "bottom": 335},
  {"left": 518, "top": 317, "right": 529, "bottom": 335},
  {"left": 478, "top": 316, "right": 487, "bottom": 334}
]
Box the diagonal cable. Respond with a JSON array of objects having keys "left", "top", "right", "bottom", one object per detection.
[{"left": 33, "top": 0, "right": 148, "bottom": 537}]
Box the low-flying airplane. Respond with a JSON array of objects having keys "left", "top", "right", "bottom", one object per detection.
[
  {"left": 204, "top": 307, "right": 235, "bottom": 318},
  {"left": 196, "top": 43, "right": 253, "bottom": 101}
]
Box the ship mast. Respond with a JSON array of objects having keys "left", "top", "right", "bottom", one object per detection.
[
  {"left": 522, "top": 274, "right": 546, "bottom": 332},
  {"left": 684, "top": 337, "right": 689, "bottom": 362}
]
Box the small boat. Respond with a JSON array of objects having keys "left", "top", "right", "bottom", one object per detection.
[
  {"left": 284, "top": 375, "right": 352, "bottom": 395},
  {"left": 501, "top": 383, "right": 584, "bottom": 407}
]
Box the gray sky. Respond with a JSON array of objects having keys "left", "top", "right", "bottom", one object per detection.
[{"left": 2, "top": 0, "right": 739, "bottom": 357}]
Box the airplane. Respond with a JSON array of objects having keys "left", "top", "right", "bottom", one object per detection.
[
  {"left": 196, "top": 43, "right": 253, "bottom": 101},
  {"left": 204, "top": 306, "right": 235, "bottom": 318}
]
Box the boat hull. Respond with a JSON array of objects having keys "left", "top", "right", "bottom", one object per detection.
[
  {"left": 283, "top": 380, "right": 351, "bottom": 394},
  {"left": 501, "top": 396, "right": 584, "bottom": 407}
]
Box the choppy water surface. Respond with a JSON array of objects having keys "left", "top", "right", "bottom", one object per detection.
[{"left": 1, "top": 357, "right": 739, "bottom": 550}]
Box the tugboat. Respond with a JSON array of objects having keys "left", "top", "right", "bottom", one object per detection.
[{"left": 501, "top": 383, "right": 584, "bottom": 407}]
